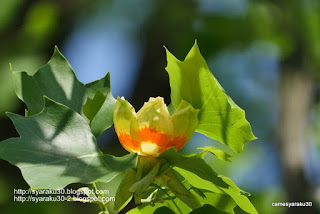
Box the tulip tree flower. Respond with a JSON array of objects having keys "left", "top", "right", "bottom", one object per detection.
[{"left": 113, "top": 97, "right": 199, "bottom": 157}]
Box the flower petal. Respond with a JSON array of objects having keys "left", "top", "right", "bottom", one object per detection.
[
  {"left": 168, "top": 100, "right": 199, "bottom": 150},
  {"left": 137, "top": 97, "right": 173, "bottom": 136},
  {"left": 114, "top": 97, "right": 140, "bottom": 153}
]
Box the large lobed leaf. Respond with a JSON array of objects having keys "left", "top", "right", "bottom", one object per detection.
[
  {"left": 0, "top": 97, "right": 136, "bottom": 189},
  {"left": 11, "top": 46, "right": 115, "bottom": 137},
  {"left": 165, "top": 41, "right": 256, "bottom": 153}
]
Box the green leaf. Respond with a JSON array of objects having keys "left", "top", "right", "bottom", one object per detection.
[
  {"left": 176, "top": 168, "right": 257, "bottom": 214},
  {"left": 126, "top": 203, "right": 164, "bottom": 214},
  {"left": 158, "top": 169, "right": 201, "bottom": 210},
  {"left": 196, "top": 192, "right": 237, "bottom": 214},
  {"left": 217, "top": 175, "right": 255, "bottom": 213},
  {"left": 130, "top": 162, "right": 160, "bottom": 196},
  {"left": 183, "top": 176, "right": 237, "bottom": 213},
  {"left": 12, "top": 47, "right": 115, "bottom": 137},
  {"left": 83, "top": 73, "right": 116, "bottom": 137},
  {"left": 190, "top": 204, "right": 230, "bottom": 214},
  {"left": 159, "top": 149, "right": 257, "bottom": 214},
  {"left": 165, "top": 41, "right": 256, "bottom": 153},
  {"left": 191, "top": 186, "right": 207, "bottom": 200},
  {"left": 83, "top": 91, "right": 106, "bottom": 121},
  {"left": 159, "top": 148, "right": 227, "bottom": 192},
  {"left": 114, "top": 168, "right": 136, "bottom": 211},
  {"left": 127, "top": 183, "right": 193, "bottom": 214},
  {"left": 154, "top": 206, "right": 176, "bottom": 214},
  {"left": 96, "top": 173, "right": 126, "bottom": 214},
  {"left": 127, "top": 197, "right": 191, "bottom": 214},
  {"left": 0, "top": 97, "right": 136, "bottom": 189},
  {"left": 12, "top": 71, "right": 44, "bottom": 114},
  {"left": 12, "top": 47, "right": 85, "bottom": 115},
  {"left": 198, "top": 146, "right": 233, "bottom": 162},
  {"left": 85, "top": 72, "right": 112, "bottom": 98},
  {"left": 174, "top": 168, "right": 223, "bottom": 194},
  {"left": 128, "top": 187, "right": 236, "bottom": 214}
]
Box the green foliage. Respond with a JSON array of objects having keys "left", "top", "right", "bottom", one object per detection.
[
  {"left": 158, "top": 168, "right": 202, "bottom": 210},
  {"left": 125, "top": 148, "right": 256, "bottom": 214},
  {"left": 83, "top": 73, "right": 115, "bottom": 137},
  {"left": 154, "top": 207, "right": 176, "bottom": 214},
  {"left": 12, "top": 46, "right": 115, "bottom": 137},
  {"left": 160, "top": 149, "right": 257, "bottom": 214},
  {"left": 165, "top": 41, "right": 256, "bottom": 153},
  {"left": 0, "top": 43, "right": 257, "bottom": 213},
  {"left": 12, "top": 47, "right": 84, "bottom": 115},
  {"left": 130, "top": 162, "right": 160, "bottom": 196},
  {"left": 190, "top": 204, "right": 230, "bottom": 214},
  {"left": 96, "top": 173, "right": 127, "bottom": 214},
  {"left": 0, "top": 97, "right": 136, "bottom": 189},
  {"left": 159, "top": 149, "right": 226, "bottom": 190},
  {"left": 122, "top": 149, "right": 257, "bottom": 213},
  {"left": 127, "top": 204, "right": 172, "bottom": 214},
  {"left": 126, "top": 190, "right": 192, "bottom": 214},
  {"left": 194, "top": 192, "right": 237, "bottom": 214},
  {"left": 198, "top": 146, "right": 233, "bottom": 162},
  {"left": 114, "top": 169, "right": 136, "bottom": 211}
]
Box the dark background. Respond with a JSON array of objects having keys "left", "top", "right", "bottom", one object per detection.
[{"left": 0, "top": 0, "right": 320, "bottom": 213}]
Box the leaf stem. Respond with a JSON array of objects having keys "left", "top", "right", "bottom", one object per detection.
[
  {"left": 158, "top": 169, "right": 201, "bottom": 210},
  {"left": 93, "top": 182, "right": 108, "bottom": 213},
  {"left": 151, "top": 183, "right": 183, "bottom": 214}
]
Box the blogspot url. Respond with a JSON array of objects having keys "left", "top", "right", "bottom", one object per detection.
[
  {"left": 272, "top": 202, "right": 313, "bottom": 208},
  {"left": 13, "top": 195, "right": 115, "bottom": 204}
]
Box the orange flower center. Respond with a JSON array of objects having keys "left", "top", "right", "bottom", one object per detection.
[{"left": 117, "top": 126, "right": 187, "bottom": 155}]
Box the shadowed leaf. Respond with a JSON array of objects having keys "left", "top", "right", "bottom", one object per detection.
[
  {"left": 0, "top": 97, "right": 135, "bottom": 189},
  {"left": 12, "top": 47, "right": 115, "bottom": 137}
]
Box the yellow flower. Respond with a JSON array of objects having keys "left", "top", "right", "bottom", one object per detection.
[{"left": 113, "top": 97, "right": 199, "bottom": 156}]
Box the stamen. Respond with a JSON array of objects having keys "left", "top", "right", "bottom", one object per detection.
[{"left": 141, "top": 142, "right": 160, "bottom": 156}]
